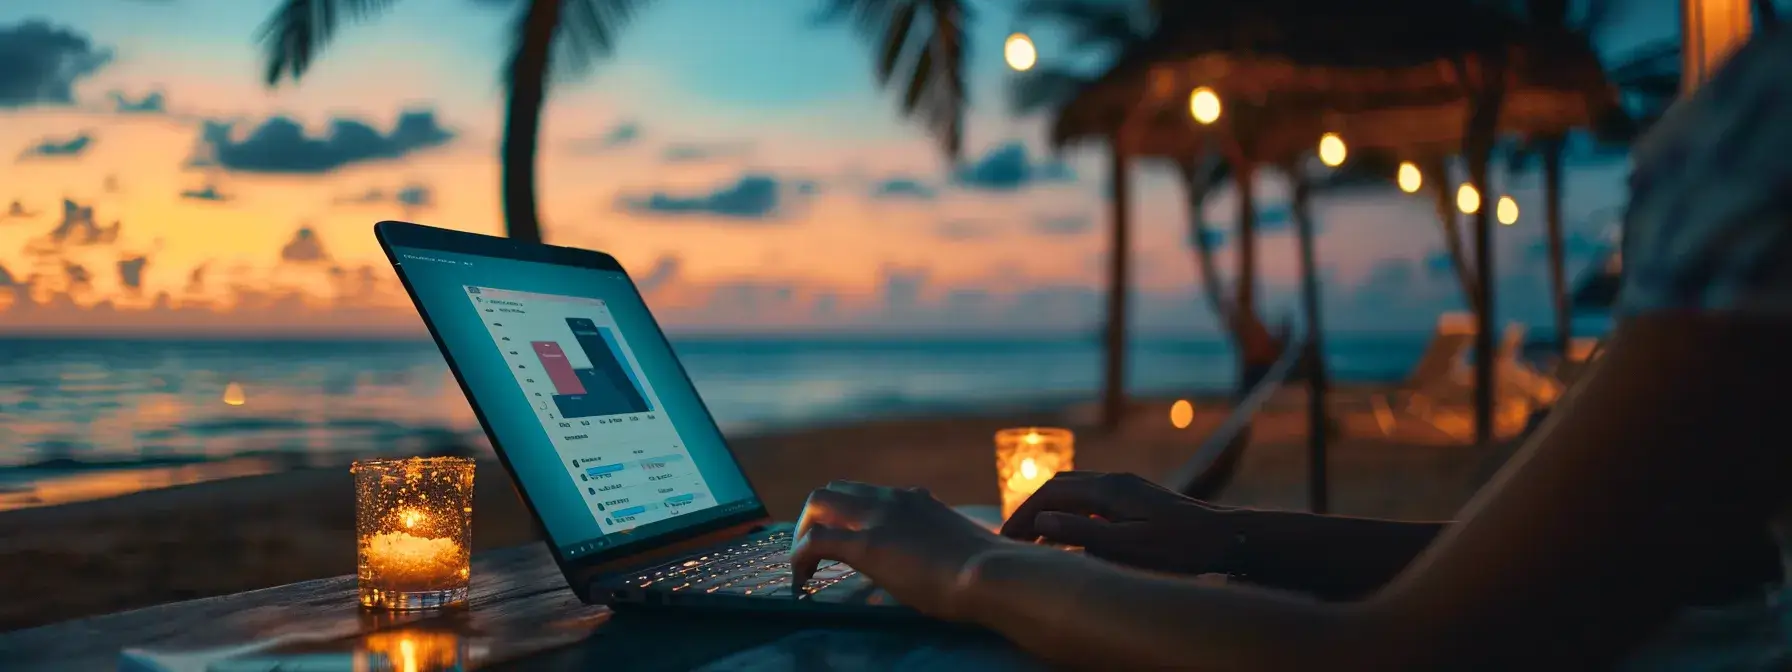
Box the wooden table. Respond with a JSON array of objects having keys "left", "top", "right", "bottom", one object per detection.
[{"left": 0, "top": 506, "right": 1042, "bottom": 671}]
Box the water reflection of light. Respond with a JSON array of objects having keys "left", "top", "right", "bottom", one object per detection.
[
  {"left": 360, "top": 629, "right": 466, "bottom": 672},
  {"left": 0, "top": 459, "right": 280, "bottom": 512}
]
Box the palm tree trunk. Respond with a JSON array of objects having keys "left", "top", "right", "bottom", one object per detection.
[
  {"left": 499, "top": 0, "right": 560, "bottom": 244},
  {"left": 1289, "top": 165, "right": 1329, "bottom": 514},
  {"left": 1176, "top": 159, "right": 1230, "bottom": 318},
  {"left": 1543, "top": 141, "right": 1571, "bottom": 363},
  {"left": 1101, "top": 141, "right": 1132, "bottom": 431},
  {"left": 1425, "top": 158, "right": 1482, "bottom": 315}
]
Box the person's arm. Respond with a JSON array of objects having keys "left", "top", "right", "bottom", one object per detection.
[
  {"left": 1221, "top": 510, "right": 1444, "bottom": 600},
  {"left": 947, "top": 312, "right": 1791, "bottom": 669},
  {"left": 1002, "top": 474, "right": 1447, "bottom": 598}
]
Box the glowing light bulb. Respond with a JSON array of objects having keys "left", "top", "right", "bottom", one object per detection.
[
  {"left": 1020, "top": 457, "right": 1039, "bottom": 480},
  {"left": 1170, "top": 399, "right": 1194, "bottom": 429},
  {"left": 222, "top": 381, "right": 246, "bottom": 406},
  {"left": 1456, "top": 184, "right": 1481, "bottom": 214},
  {"left": 1004, "top": 33, "right": 1037, "bottom": 72},
  {"left": 1397, "top": 162, "right": 1422, "bottom": 193},
  {"left": 1189, "top": 87, "right": 1221, "bottom": 125},
  {"left": 1318, "top": 133, "right": 1347, "bottom": 167},
  {"left": 1497, "top": 196, "right": 1519, "bottom": 225}
]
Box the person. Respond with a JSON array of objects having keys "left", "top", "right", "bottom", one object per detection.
[{"left": 787, "top": 27, "right": 1792, "bottom": 671}]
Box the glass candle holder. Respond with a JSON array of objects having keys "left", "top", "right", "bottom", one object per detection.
[
  {"left": 995, "top": 427, "right": 1074, "bottom": 520},
  {"left": 353, "top": 456, "right": 475, "bottom": 610}
]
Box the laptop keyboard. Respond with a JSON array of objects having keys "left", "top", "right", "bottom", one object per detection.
[{"left": 620, "top": 530, "right": 862, "bottom": 598}]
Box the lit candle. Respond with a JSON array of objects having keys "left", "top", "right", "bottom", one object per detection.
[
  {"left": 363, "top": 527, "right": 466, "bottom": 593},
  {"left": 353, "top": 457, "right": 475, "bottom": 610},
  {"left": 995, "top": 428, "right": 1074, "bottom": 520}
]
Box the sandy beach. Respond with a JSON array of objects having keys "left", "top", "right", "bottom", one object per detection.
[{"left": 0, "top": 390, "right": 1509, "bottom": 632}]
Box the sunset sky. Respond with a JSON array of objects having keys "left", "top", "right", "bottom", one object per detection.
[{"left": 0, "top": 0, "right": 1676, "bottom": 336}]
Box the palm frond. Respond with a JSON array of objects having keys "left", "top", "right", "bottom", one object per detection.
[
  {"left": 1008, "top": 67, "right": 1089, "bottom": 114},
  {"left": 1018, "top": 0, "right": 1146, "bottom": 50},
  {"left": 1574, "top": 0, "right": 1619, "bottom": 32},
  {"left": 824, "top": 0, "right": 972, "bottom": 158},
  {"left": 256, "top": 0, "right": 403, "bottom": 86},
  {"left": 1756, "top": 0, "right": 1782, "bottom": 26},
  {"left": 555, "top": 0, "right": 652, "bottom": 77}
]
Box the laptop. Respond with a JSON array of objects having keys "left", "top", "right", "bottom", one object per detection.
[{"left": 375, "top": 220, "right": 905, "bottom": 617}]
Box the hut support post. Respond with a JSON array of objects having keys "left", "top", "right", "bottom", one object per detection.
[
  {"left": 1544, "top": 146, "right": 1571, "bottom": 363},
  {"left": 1290, "top": 165, "right": 1329, "bottom": 514},
  {"left": 1101, "top": 135, "right": 1133, "bottom": 432},
  {"left": 1466, "top": 57, "right": 1507, "bottom": 447}
]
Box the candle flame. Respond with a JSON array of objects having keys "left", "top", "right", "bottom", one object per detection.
[
  {"left": 1023, "top": 432, "right": 1041, "bottom": 445},
  {"left": 400, "top": 509, "right": 425, "bottom": 529},
  {"left": 1020, "top": 457, "right": 1038, "bottom": 480},
  {"left": 222, "top": 381, "right": 246, "bottom": 406}
]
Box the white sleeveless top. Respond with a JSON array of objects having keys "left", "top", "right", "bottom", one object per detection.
[{"left": 1615, "top": 26, "right": 1792, "bottom": 670}]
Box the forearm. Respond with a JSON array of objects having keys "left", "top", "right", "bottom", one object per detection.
[
  {"left": 1225, "top": 509, "right": 1447, "bottom": 600},
  {"left": 955, "top": 547, "right": 1376, "bottom": 670}
]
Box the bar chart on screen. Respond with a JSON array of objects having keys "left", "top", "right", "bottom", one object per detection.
[{"left": 468, "top": 285, "right": 716, "bottom": 533}]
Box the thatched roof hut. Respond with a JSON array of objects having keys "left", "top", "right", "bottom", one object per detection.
[{"left": 1048, "top": 0, "right": 1622, "bottom": 164}]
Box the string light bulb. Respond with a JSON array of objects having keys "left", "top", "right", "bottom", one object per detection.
[
  {"left": 1457, "top": 184, "right": 1481, "bottom": 214},
  {"left": 1497, "top": 195, "right": 1519, "bottom": 225},
  {"left": 1317, "top": 133, "right": 1347, "bottom": 167},
  {"left": 1004, "top": 33, "right": 1037, "bottom": 71},
  {"left": 1189, "top": 87, "right": 1222, "bottom": 125},
  {"left": 1397, "top": 162, "right": 1422, "bottom": 193}
]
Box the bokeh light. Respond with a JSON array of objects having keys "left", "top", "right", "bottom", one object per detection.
[
  {"left": 1497, "top": 195, "right": 1519, "bottom": 225},
  {"left": 1189, "top": 87, "right": 1222, "bottom": 125},
  {"left": 1004, "top": 33, "right": 1037, "bottom": 72},
  {"left": 1456, "top": 184, "right": 1481, "bottom": 214},
  {"left": 1318, "top": 133, "right": 1347, "bottom": 167},
  {"left": 1397, "top": 162, "right": 1422, "bottom": 193},
  {"left": 1170, "top": 399, "right": 1195, "bottom": 429}
]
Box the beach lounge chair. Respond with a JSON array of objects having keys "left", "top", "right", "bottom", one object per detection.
[
  {"left": 1367, "top": 313, "right": 1475, "bottom": 439},
  {"left": 1370, "top": 315, "right": 1557, "bottom": 443}
]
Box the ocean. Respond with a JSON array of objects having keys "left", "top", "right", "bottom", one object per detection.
[{"left": 0, "top": 334, "right": 1433, "bottom": 508}]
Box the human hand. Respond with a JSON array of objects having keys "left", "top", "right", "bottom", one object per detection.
[
  {"left": 999, "top": 471, "right": 1238, "bottom": 575},
  {"left": 790, "top": 480, "right": 1024, "bottom": 621}
]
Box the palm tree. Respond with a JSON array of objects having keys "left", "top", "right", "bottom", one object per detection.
[
  {"left": 1009, "top": 0, "right": 1150, "bottom": 428},
  {"left": 1497, "top": 0, "right": 1629, "bottom": 363},
  {"left": 257, "top": 0, "right": 971, "bottom": 243}
]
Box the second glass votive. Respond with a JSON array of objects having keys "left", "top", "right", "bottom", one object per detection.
[
  {"left": 995, "top": 427, "right": 1074, "bottom": 520},
  {"left": 353, "top": 456, "right": 475, "bottom": 610}
]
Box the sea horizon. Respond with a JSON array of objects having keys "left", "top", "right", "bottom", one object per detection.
[{"left": 0, "top": 330, "right": 1572, "bottom": 510}]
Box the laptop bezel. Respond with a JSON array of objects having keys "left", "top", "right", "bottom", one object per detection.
[{"left": 374, "top": 220, "right": 774, "bottom": 600}]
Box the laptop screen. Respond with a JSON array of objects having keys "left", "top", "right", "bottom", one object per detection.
[{"left": 391, "top": 246, "right": 760, "bottom": 559}]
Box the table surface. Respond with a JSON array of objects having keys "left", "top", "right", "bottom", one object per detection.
[{"left": 0, "top": 505, "right": 1042, "bottom": 671}]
